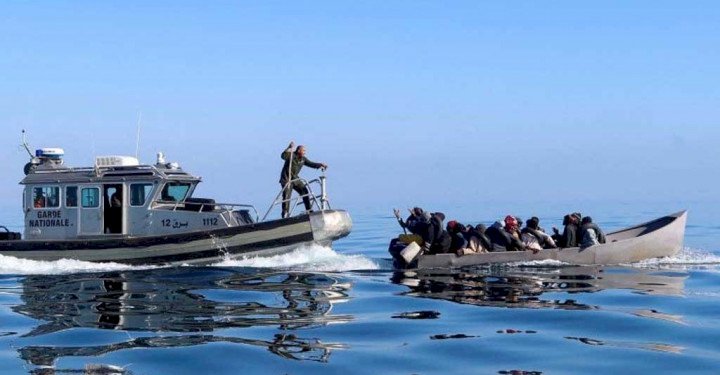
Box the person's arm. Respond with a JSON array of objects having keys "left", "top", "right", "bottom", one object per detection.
[
  {"left": 303, "top": 157, "right": 326, "bottom": 170},
  {"left": 281, "top": 142, "right": 294, "bottom": 160},
  {"left": 393, "top": 209, "right": 407, "bottom": 229},
  {"left": 510, "top": 235, "right": 525, "bottom": 251}
]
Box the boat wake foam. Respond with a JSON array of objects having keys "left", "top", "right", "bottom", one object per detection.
[
  {"left": 629, "top": 247, "right": 720, "bottom": 268},
  {"left": 0, "top": 254, "right": 156, "bottom": 276},
  {"left": 508, "top": 259, "right": 570, "bottom": 267},
  {"left": 213, "top": 244, "right": 380, "bottom": 272},
  {"left": 488, "top": 248, "right": 720, "bottom": 269}
]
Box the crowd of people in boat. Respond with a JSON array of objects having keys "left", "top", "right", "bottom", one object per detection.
[{"left": 392, "top": 208, "right": 607, "bottom": 256}]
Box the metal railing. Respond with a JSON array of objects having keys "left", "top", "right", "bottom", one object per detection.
[
  {"left": 149, "top": 174, "right": 330, "bottom": 224},
  {"left": 261, "top": 175, "right": 330, "bottom": 221}
]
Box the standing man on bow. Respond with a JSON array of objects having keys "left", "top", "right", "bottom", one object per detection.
[{"left": 279, "top": 141, "right": 328, "bottom": 218}]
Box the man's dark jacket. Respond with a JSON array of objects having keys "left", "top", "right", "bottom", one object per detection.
[{"left": 280, "top": 148, "right": 323, "bottom": 184}]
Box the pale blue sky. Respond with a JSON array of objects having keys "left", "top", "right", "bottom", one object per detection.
[{"left": 1, "top": 1, "right": 719, "bottom": 213}]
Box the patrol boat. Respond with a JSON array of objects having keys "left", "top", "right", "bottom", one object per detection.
[{"left": 0, "top": 145, "right": 352, "bottom": 265}]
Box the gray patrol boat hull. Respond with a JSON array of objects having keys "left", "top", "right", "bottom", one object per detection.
[{"left": 0, "top": 210, "right": 352, "bottom": 266}]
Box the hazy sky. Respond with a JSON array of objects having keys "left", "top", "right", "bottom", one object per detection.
[{"left": 1, "top": 1, "right": 719, "bottom": 214}]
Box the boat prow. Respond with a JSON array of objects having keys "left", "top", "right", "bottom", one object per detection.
[{"left": 393, "top": 211, "right": 687, "bottom": 269}]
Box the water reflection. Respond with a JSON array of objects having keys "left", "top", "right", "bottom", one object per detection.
[
  {"left": 391, "top": 266, "right": 687, "bottom": 310},
  {"left": 21, "top": 333, "right": 345, "bottom": 368},
  {"left": 14, "top": 267, "right": 352, "bottom": 369},
  {"left": 565, "top": 336, "right": 685, "bottom": 354}
]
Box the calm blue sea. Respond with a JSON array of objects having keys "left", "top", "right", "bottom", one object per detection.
[{"left": 1, "top": 200, "right": 720, "bottom": 374}]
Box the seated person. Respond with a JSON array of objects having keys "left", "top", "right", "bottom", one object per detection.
[
  {"left": 505, "top": 216, "right": 522, "bottom": 240},
  {"left": 485, "top": 221, "right": 508, "bottom": 252},
  {"left": 503, "top": 216, "right": 521, "bottom": 240},
  {"left": 470, "top": 224, "right": 493, "bottom": 253},
  {"left": 34, "top": 196, "right": 45, "bottom": 208},
  {"left": 522, "top": 217, "right": 557, "bottom": 249},
  {"left": 553, "top": 214, "right": 579, "bottom": 248},
  {"left": 446, "top": 220, "right": 469, "bottom": 255},
  {"left": 580, "top": 216, "right": 606, "bottom": 247},
  {"left": 425, "top": 212, "right": 451, "bottom": 254},
  {"left": 394, "top": 207, "right": 430, "bottom": 237},
  {"left": 486, "top": 217, "right": 528, "bottom": 252},
  {"left": 458, "top": 224, "right": 491, "bottom": 255}
]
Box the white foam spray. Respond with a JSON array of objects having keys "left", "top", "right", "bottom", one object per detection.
[
  {"left": 212, "top": 244, "right": 380, "bottom": 272},
  {"left": 0, "top": 254, "right": 155, "bottom": 276},
  {"left": 628, "top": 247, "right": 720, "bottom": 269},
  {"left": 497, "top": 248, "right": 720, "bottom": 269},
  {"left": 509, "top": 259, "right": 570, "bottom": 267}
]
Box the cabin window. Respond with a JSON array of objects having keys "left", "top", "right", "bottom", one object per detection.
[
  {"left": 160, "top": 182, "right": 191, "bottom": 202},
  {"left": 66, "top": 186, "right": 78, "bottom": 207},
  {"left": 33, "top": 186, "right": 60, "bottom": 208},
  {"left": 130, "top": 183, "right": 154, "bottom": 206},
  {"left": 81, "top": 188, "right": 100, "bottom": 208}
]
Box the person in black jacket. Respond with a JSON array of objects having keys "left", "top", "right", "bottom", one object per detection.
[
  {"left": 522, "top": 217, "right": 558, "bottom": 249},
  {"left": 486, "top": 220, "right": 526, "bottom": 252},
  {"left": 472, "top": 224, "right": 494, "bottom": 252},
  {"left": 424, "top": 212, "right": 451, "bottom": 254},
  {"left": 579, "top": 216, "right": 607, "bottom": 245},
  {"left": 484, "top": 222, "right": 503, "bottom": 251},
  {"left": 394, "top": 207, "right": 430, "bottom": 236},
  {"left": 446, "top": 220, "right": 468, "bottom": 254},
  {"left": 553, "top": 214, "right": 579, "bottom": 248},
  {"left": 279, "top": 142, "right": 327, "bottom": 218}
]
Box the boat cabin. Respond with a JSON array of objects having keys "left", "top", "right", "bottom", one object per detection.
[{"left": 21, "top": 149, "right": 256, "bottom": 240}]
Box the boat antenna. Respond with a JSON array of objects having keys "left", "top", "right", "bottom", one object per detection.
[
  {"left": 135, "top": 112, "right": 142, "bottom": 160},
  {"left": 21, "top": 129, "right": 34, "bottom": 158}
]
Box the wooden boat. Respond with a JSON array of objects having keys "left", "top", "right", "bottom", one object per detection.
[{"left": 392, "top": 211, "right": 687, "bottom": 269}]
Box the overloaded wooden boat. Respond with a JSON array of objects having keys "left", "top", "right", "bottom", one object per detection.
[
  {"left": 0, "top": 140, "right": 352, "bottom": 265},
  {"left": 390, "top": 211, "right": 687, "bottom": 269}
]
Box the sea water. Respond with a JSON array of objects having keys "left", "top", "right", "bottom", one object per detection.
[{"left": 1, "top": 200, "right": 719, "bottom": 374}]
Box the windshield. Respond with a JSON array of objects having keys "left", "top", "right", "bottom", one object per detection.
[{"left": 160, "top": 182, "right": 192, "bottom": 202}]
